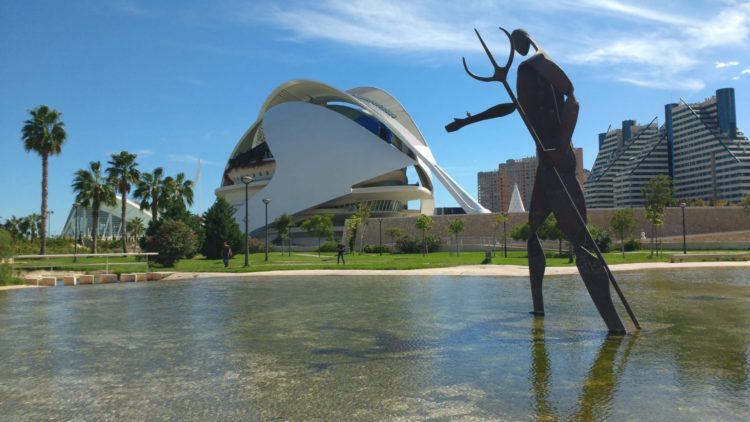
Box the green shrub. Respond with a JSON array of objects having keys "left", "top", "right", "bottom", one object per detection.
[
  {"left": 142, "top": 220, "right": 198, "bottom": 267},
  {"left": 317, "top": 241, "right": 339, "bottom": 253},
  {"left": 624, "top": 238, "right": 641, "bottom": 252},
  {"left": 363, "top": 244, "right": 390, "bottom": 254},
  {"left": 0, "top": 264, "right": 22, "bottom": 286},
  {"left": 0, "top": 228, "right": 11, "bottom": 258},
  {"left": 395, "top": 235, "right": 441, "bottom": 254}
]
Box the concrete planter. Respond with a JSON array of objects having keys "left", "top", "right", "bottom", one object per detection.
[
  {"left": 119, "top": 274, "right": 136, "bottom": 282},
  {"left": 98, "top": 274, "right": 117, "bottom": 284},
  {"left": 78, "top": 275, "right": 94, "bottom": 285}
]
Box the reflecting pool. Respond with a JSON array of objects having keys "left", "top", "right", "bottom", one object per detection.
[{"left": 1, "top": 268, "right": 748, "bottom": 420}]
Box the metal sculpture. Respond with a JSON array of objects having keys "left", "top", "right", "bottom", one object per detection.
[{"left": 446, "top": 28, "right": 639, "bottom": 334}]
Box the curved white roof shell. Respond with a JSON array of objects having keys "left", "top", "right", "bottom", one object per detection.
[{"left": 216, "top": 80, "right": 488, "bottom": 232}]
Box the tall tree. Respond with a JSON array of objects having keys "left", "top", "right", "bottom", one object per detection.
[
  {"left": 448, "top": 218, "right": 465, "bottom": 255},
  {"left": 643, "top": 175, "right": 673, "bottom": 257},
  {"left": 609, "top": 208, "right": 636, "bottom": 258},
  {"left": 274, "top": 213, "right": 294, "bottom": 256},
  {"left": 301, "top": 214, "right": 333, "bottom": 257},
  {"left": 24, "top": 213, "right": 41, "bottom": 241},
  {"left": 354, "top": 202, "right": 371, "bottom": 254},
  {"left": 133, "top": 167, "right": 166, "bottom": 222},
  {"left": 106, "top": 151, "right": 140, "bottom": 252},
  {"left": 129, "top": 217, "right": 146, "bottom": 245},
  {"left": 385, "top": 227, "right": 404, "bottom": 252},
  {"left": 3, "top": 216, "right": 23, "bottom": 241},
  {"left": 22, "top": 105, "right": 67, "bottom": 254},
  {"left": 202, "top": 197, "right": 243, "bottom": 259},
  {"left": 72, "top": 161, "right": 116, "bottom": 253},
  {"left": 415, "top": 214, "right": 433, "bottom": 256},
  {"left": 492, "top": 213, "right": 509, "bottom": 257}
]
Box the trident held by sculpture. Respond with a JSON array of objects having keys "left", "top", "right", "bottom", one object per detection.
[{"left": 447, "top": 27, "right": 640, "bottom": 334}]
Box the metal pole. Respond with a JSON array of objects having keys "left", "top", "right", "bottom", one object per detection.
[
  {"left": 74, "top": 205, "right": 78, "bottom": 263},
  {"left": 241, "top": 176, "right": 253, "bottom": 267},
  {"left": 503, "top": 215, "right": 507, "bottom": 258},
  {"left": 47, "top": 211, "right": 53, "bottom": 238},
  {"left": 263, "top": 198, "right": 270, "bottom": 262},
  {"left": 681, "top": 203, "right": 687, "bottom": 254},
  {"left": 379, "top": 218, "right": 383, "bottom": 256},
  {"left": 244, "top": 184, "right": 249, "bottom": 267}
]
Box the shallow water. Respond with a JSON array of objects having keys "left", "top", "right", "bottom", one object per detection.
[{"left": 0, "top": 268, "right": 748, "bottom": 420}]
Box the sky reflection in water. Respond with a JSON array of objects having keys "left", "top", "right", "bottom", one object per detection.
[{"left": 0, "top": 268, "right": 748, "bottom": 420}]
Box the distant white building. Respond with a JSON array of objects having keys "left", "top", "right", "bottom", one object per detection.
[
  {"left": 60, "top": 197, "right": 152, "bottom": 239},
  {"left": 215, "top": 80, "right": 488, "bottom": 235}
]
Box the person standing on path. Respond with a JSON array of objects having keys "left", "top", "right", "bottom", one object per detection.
[
  {"left": 336, "top": 243, "right": 346, "bottom": 264},
  {"left": 221, "top": 240, "right": 233, "bottom": 268}
]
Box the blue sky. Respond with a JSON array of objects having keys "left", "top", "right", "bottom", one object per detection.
[{"left": 1, "top": 0, "right": 749, "bottom": 234}]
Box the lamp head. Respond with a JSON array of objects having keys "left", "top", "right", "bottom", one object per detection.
[
  {"left": 241, "top": 175, "right": 254, "bottom": 185},
  {"left": 262, "top": 198, "right": 271, "bottom": 205}
]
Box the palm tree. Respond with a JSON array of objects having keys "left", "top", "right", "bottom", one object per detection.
[
  {"left": 22, "top": 105, "right": 67, "bottom": 254},
  {"left": 3, "top": 216, "right": 23, "bottom": 241},
  {"left": 72, "top": 161, "right": 116, "bottom": 254},
  {"left": 173, "top": 172, "right": 194, "bottom": 208},
  {"left": 129, "top": 217, "right": 145, "bottom": 245},
  {"left": 133, "top": 167, "right": 166, "bottom": 222},
  {"left": 106, "top": 151, "right": 140, "bottom": 252},
  {"left": 24, "top": 213, "right": 42, "bottom": 241}
]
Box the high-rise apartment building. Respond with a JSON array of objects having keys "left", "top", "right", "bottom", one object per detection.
[
  {"left": 585, "top": 88, "right": 749, "bottom": 207},
  {"left": 477, "top": 170, "right": 500, "bottom": 212},
  {"left": 477, "top": 148, "right": 585, "bottom": 212}
]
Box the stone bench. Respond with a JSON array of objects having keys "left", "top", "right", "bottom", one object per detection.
[
  {"left": 669, "top": 253, "right": 750, "bottom": 263},
  {"left": 98, "top": 274, "right": 118, "bottom": 284},
  {"left": 62, "top": 276, "right": 77, "bottom": 286},
  {"left": 134, "top": 273, "right": 148, "bottom": 282}
]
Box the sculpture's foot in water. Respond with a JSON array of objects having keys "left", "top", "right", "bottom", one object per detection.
[
  {"left": 608, "top": 328, "right": 626, "bottom": 336},
  {"left": 529, "top": 311, "right": 545, "bottom": 316}
]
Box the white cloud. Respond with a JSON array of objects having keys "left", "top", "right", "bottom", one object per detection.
[
  {"left": 742, "top": 68, "right": 750, "bottom": 74},
  {"left": 253, "top": 0, "right": 476, "bottom": 53},
  {"left": 733, "top": 76, "right": 741, "bottom": 80},
  {"left": 715, "top": 61, "right": 740, "bottom": 68},
  {"left": 251, "top": 0, "right": 750, "bottom": 90},
  {"left": 136, "top": 149, "right": 155, "bottom": 156}
]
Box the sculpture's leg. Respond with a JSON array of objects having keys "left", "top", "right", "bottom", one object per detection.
[
  {"left": 541, "top": 163, "right": 625, "bottom": 334},
  {"left": 528, "top": 173, "right": 551, "bottom": 316},
  {"left": 574, "top": 247, "right": 625, "bottom": 334}
]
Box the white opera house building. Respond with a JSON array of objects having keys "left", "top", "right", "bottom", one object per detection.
[{"left": 215, "top": 80, "right": 488, "bottom": 239}]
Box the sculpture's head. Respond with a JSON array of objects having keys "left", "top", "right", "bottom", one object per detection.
[{"left": 511, "top": 29, "right": 538, "bottom": 56}]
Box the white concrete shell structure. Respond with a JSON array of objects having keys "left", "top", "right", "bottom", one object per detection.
[
  {"left": 216, "top": 80, "right": 488, "bottom": 235},
  {"left": 60, "top": 197, "right": 152, "bottom": 239}
]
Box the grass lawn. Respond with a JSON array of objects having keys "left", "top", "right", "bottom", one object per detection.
[{"left": 9, "top": 249, "right": 691, "bottom": 275}]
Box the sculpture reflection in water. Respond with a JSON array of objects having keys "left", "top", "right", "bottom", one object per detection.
[
  {"left": 446, "top": 27, "right": 639, "bottom": 334},
  {"left": 530, "top": 319, "right": 638, "bottom": 419}
]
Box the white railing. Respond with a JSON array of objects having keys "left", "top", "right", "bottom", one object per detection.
[{"left": 13, "top": 252, "right": 159, "bottom": 273}]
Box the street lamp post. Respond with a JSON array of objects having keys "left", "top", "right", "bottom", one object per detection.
[
  {"left": 680, "top": 202, "right": 687, "bottom": 254},
  {"left": 47, "top": 210, "right": 53, "bottom": 238},
  {"left": 503, "top": 213, "right": 508, "bottom": 258},
  {"left": 241, "top": 175, "right": 254, "bottom": 267},
  {"left": 379, "top": 218, "right": 383, "bottom": 256},
  {"left": 74, "top": 204, "right": 79, "bottom": 262},
  {"left": 262, "top": 198, "right": 270, "bottom": 262}
]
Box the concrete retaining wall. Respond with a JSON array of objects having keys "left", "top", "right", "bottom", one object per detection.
[{"left": 352, "top": 207, "right": 750, "bottom": 250}]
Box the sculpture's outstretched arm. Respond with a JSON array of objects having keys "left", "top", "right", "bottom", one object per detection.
[{"left": 445, "top": 102, "right": 516, "bottom": 132}]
